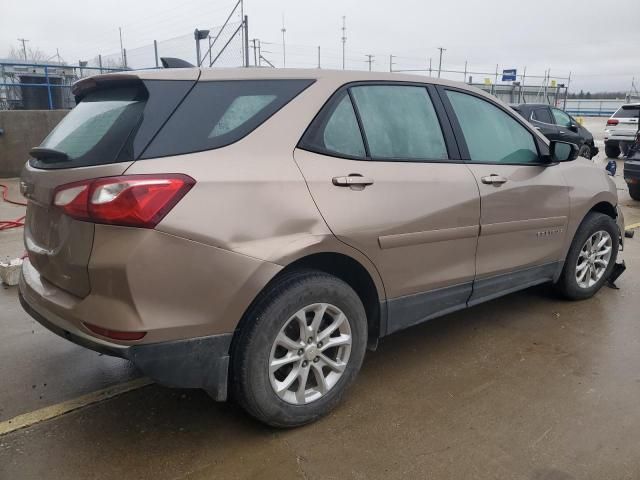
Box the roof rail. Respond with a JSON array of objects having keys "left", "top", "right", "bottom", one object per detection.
[{"left": 160, "top": 57, "right": 195, "bottom": 69}]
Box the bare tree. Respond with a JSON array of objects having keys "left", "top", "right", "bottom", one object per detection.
[
  {"left": 8, "top": 44, "right": 52, "bottom": 63},
  {"left": 91, "top": 55, "right": 124, "bottom": 69}
]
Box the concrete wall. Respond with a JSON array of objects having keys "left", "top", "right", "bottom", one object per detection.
[{"left": 0, "top": 110, "right": 68, "bottom": 178}]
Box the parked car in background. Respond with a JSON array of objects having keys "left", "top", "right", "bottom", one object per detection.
[
  {"left": 605, "top": 103, "right": 640, "bottom": 158},
  {"left": 19, "top": 69, "right": 625, "bottom": 427},
  {"left": 512, "top": 103, "right": 598, "bottom": 159},
  {"left": 624, "top": 130, "right": 640, "bottom": 200}
]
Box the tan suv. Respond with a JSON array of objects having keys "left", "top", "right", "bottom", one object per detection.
[{"left": 19, "top": 68, "right": 624, "bottom": 427}]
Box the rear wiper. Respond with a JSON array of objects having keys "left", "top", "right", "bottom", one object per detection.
[{"left": 29, "top": 147, "right": 69, "bottom": 163}]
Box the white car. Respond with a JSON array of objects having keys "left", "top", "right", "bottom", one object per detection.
[{"left": 605, "top": 103, "right": 640, "bottom": 158}]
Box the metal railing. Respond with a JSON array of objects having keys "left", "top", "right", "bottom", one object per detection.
[{"left": 0, "top": 62, "right": 123, "bottom": 110}]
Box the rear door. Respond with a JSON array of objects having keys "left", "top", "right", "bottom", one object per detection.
[
  {"left": 295, "top": 83, "right": 480, "bottom": 333},
  {"left": 439, "top": 87, "right": 569, "bottom": 305},
  {"left": 529, "top": 106, "right": 560, "bottom": 141},
  {"left": 21, "top": 75, "right": 196, "bottom": 297}
]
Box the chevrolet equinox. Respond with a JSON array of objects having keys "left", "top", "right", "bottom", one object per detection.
[{"left": 19, "top": 68, "right": 625, "bottom": 427}]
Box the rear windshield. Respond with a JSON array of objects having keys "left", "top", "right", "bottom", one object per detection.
[
  {"left": 31, "top": 80, "right": 195, "bottom": 169},
  {"left": 141, "top": 79, "right": 314, "bottom": 159},
  {"left": 35, "top": 86, "right": 147, "bottom": 168},
  {"left": 614, "top": 106, "right": 640, "bottom": 118}
]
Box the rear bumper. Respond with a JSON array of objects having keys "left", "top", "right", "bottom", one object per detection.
[{"left": 19, "top": 266, "right": 232, "bottom": 400}]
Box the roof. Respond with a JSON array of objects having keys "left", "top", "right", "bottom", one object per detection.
[{"left": 75, "top": 66, "right": 482, "bottom": 92}]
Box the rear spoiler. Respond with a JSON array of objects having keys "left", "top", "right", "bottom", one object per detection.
[{"left": 72, "top": 74, "right": 142, "bottom": 99}]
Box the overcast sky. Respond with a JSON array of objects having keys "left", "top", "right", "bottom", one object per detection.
[{"left": 2, "top": 0, "right": 639, "bottom": 92}]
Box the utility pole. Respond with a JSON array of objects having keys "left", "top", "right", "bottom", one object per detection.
[
  {"left": 428, "top": 57, "right": 432, "bottom": 77},
  {"left": 252, "top": 38, "right": 258, "bottom": 66},
  {"left": 437, "top": 47, "right": 446, "bottom": 78},
  {"left": 317, "top": 46, "right": 321, "bottom": 69},
  {"left": 365, "top": 54, "right": 374, "bottom": 72},
  {"left": 119, "top": 27, "right": 124, "bottom": 68},
  {"left": 389, "top": 55, "right": 395, "bottom": 72},
  {"left": 463, "top": 60, "right": 468, "bottom": 83},
  {"left": 281, "top": 14, "right": 286, "bottom": 68},
  {"left": 341, "top": 16, "right": 347, "bottom": 70},
  {"left": 17, "top": 38, "right": 29, "bottom": 61}
]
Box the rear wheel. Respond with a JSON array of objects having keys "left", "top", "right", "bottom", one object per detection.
[
  {"left": 605, "top": 145, "right": 620, "bottom": 158},
  {"left": 231, "top": 270, "right": 367, "bottom": 427},
  {"left": 578, "top": 144, "right": 592, "bottom": 159},
  {"left": 629, "top": 184, "right": 640, "bottom": 201},
  {"left": 554, "top": 212, "right": 619, "bottom": 300}
]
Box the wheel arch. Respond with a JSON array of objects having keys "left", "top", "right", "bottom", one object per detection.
[{"left": 232, "top": 250, "right": 386, "bottom": 357}]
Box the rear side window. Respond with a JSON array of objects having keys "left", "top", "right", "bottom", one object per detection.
[
  {"left": 532, "top": 107, "right": 553, "bottom": 124},
  {"left": 613, "top": 106, "right": 640, "bottom": 119},
  {"left": 142, "top": 79, "right": 314, "bottom": 159},
  {"left": 446, "top": 90, "right": 539, "bottom": 164},
  {"left": 350, "top": 85, "right": 448, "bottom": 161}
]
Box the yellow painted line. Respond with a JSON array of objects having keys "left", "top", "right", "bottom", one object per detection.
[
  {"left": 0, "top": 377, "right": 153, "bottom": 436},
  {"left": 625, "top": 222, "right": 640, "bottom": 230}
]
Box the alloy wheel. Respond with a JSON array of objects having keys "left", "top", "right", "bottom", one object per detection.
[
  {"left": 576, "top": 230, "right": 612, "bottom": 288},
  {"left": 268, "top": 303, "right": 352, "bottom": 405}
]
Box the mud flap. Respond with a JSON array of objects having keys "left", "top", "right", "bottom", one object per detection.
[{"left": 607, "top": 261, "right": 626, "bottom": 289}]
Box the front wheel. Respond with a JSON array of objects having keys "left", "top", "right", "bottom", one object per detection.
[
  {"left": 554, "top": 212, "right": 619, "bottom": 300},
  {"left": 629, "top": 184, "right": 640, "bottom": 201},
  {"left": 231, "top": 270, "right": 368, "bottom": 427},
  {"left": 578, "top": 144, "right": 592, "bottom": 160}
]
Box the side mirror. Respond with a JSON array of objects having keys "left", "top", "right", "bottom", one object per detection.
[
  {"left": 550, "top": 141, "right": 579, "bottom": 162},
  {"left": 569, "top": 123, "right": 579, "bottom": 132}
]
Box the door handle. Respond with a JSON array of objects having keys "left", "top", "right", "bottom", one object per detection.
[
  {"left": 559, "top": 130, "right": 566, "bottom": 135},
  {"left": 481, "top": 174, "right": 508, "bottom": 185},
  {"left": 332, "top": 175, "right": 374, "bottom": 187}
]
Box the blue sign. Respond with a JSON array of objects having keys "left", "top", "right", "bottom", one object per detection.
[{"left": 502, "top": 69, "right": 517, "bottom": 81}]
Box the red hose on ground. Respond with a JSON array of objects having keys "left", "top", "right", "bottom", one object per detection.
[{"left": 0, "top": 184, "right": 28, "bottom": 231}]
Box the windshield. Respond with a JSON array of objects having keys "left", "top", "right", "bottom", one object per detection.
[{"left": 614, "top": 106, "right": 640, "bottom": 119}]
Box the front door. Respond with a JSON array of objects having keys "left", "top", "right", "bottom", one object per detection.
[
  {"left": 440, "top": 87, "right": 570, "bottom": 305},
  {"left": 295, "top": 83, "right": 480, "bottom": 333}
]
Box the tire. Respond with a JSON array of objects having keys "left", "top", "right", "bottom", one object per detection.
[
  {"left": 605, "top": 145, "right": 620, "bottom": 158},
  {"left": 629, "top": 184, "right": 640, "bottom": 201},
  {"left": 554, "top": 212, "right": 619, "bottom": 300},
  {"left": 578, "top": 144, "right": 592, "bottom": 160},
  {"left": 231, "top": 270, "right": 367, "bottom": 427}
]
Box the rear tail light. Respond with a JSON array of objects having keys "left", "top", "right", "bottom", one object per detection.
[
  {"left": 53, "top": 174, "right": 195, "bottom": 228},
  {"left": 607, "top": 119, "right": 619, "bottom": 126}
]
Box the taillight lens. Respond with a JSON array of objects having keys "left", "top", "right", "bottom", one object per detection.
[
  {"left": 53, "top": 174, "right": 195, "bottom": 228},
  {"left": 607, "top": 119, "right": 619, "bottom": 126}
]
